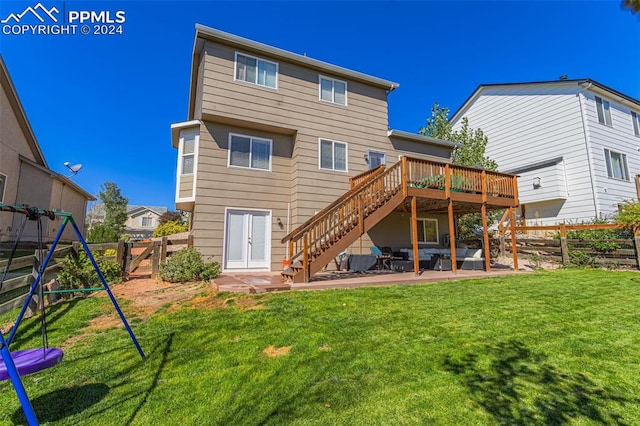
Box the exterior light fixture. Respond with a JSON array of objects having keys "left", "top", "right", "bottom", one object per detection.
[{"left": 533, "top": 177, "right": 541, "bottom": 188}]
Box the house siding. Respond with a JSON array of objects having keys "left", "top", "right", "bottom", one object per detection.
[
  {"left": 582, "top": 91, "right": 639, "bottom": 218},
  {"left": 453, "top": 84, "right": 597, "bottom": 224}
]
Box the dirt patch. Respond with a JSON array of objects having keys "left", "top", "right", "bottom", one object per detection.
[
  {"left": 189, "top": 290, "right": 265, "bottom": 311},
  {"left": 263, "top": 345, "right": 291, "bottom": 358}
]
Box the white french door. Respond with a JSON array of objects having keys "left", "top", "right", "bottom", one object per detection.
[{"left": 225, "top": 209, "right": 271, "bottom": 270}]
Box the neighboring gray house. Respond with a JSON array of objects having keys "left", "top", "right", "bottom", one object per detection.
[
  {"left": 87, "top": 204, "right": 168, "bottom": 240},
  {"left": 451, "top": 79, "right": 640, "bottom": 225},
  {"left": 0, "top": 55, "right": 95, "bottom": 243}
]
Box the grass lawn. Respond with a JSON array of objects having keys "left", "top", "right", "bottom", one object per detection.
[{"left": 0, "top": 269, "right": 639, "bottom": 425}]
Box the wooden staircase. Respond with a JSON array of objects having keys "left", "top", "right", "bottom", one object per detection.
[
  {"left": 281, "top": 157, "right": 519, "bottom": 283},
  {"left": 281, "top": 162, "right": 406, "bottom": 283}
]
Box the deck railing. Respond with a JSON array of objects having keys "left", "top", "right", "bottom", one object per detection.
[{"left": 282, "top": 157, "right": 518, "bottom": 278}]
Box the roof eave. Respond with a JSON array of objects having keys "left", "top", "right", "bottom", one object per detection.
[{"left": 387, "top": 129, "right": 461, "bottom": 148}]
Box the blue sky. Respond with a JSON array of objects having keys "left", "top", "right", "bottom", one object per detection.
[{"left": 1, "top": 1, "right": 638, "bottom": 211}]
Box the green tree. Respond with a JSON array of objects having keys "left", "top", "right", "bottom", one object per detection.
[
  {"left": 616, "top": 200, "right": 640, "bottom": 233},
  {"left": 622, "top": 0, "right": 640, "bottom": 14},
  {"left": 158, "top": 211, "right": 183, "bottom": 225},
  {"left": 419, "top": 103, "right": 500, "bottom": 240},
  {"left": 88, "top": 182, "right": 128, "bottom": 243}
]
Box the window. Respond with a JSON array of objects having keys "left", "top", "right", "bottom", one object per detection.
[
  {"left": 141, "top": 217, "right": 153, "bottom": 227},
  {"left": 632, "top": 111, "right": 640, "bottom": 137},
  {"left": 367, "top": 150, "right": 386, "bottom": 169},
  {"left": 596, "top": 96, "right": 612, "bottom": 126},
  {"left": 319, "top": 76, "right": 347, "bottom": 105},
  {"left": 319, "top": 139, "right": 347, "bottom": 172},
  {"left": 604, "top": 149, "right": 629, "bottom": 181},
  {"left": 0, "top": 174, "right": 5, "bottom": 203},
  {"left": 416, "top": 218, "right": 439, "bottom": 244},
  {"left": 229, "top": 134, "right": 272, "bottom": 171},
  {"left": 235, "top": 53, "right": 277, "bottom": 89},
  {"left": 180, "top": 130, "right": 197, "bottom": 175}
]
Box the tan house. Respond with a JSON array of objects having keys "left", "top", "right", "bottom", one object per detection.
[
  {"left": 87, "top": 204, "right": 169, "bottom": 240},
  {"left": 0, "top": 55, "right": 94, "bottom": 244},
  {"left": 172, "top": 25, "right": 519, "bottom": 281}
]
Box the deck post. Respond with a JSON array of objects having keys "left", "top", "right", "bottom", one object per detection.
[
  {"left": 509, "top": 207, "right": 519, "bottom": 270},
  {"left": 401, "top": 156, "right": 408, "bottom": 198},
  {"left": 303, "top": 233, "right": 310, "bottom": 283},
  {"left": 411, "top": 196, "right": 419, "bottom": 275},
  {"left": 448, "top": 199, "right": 457, "bottom": 273},
  {"left": 481, "top": 203, "right": 491, "bottom": 272},
  {"left": 445, "top": 164, "right": 451, "bottom": 199}
]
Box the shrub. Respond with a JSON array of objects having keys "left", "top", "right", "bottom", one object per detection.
[
  {"left": 153, "top": 221, "right": 188, "bottom": 238},
  {"left": 567, "top": 250, "right": 600, "bottom": 268},
  {"left": 87, "top": 224, "right": 121, "bottom": 243},
  {"left": 57, "top": 251, "right": 122, "bottom": 292},
  {"left": 616, "top": 200, "right": 640, "bottom": 234},
  {"left": 562, "top": 219, "right": 623, "bottom": 253},
  {"left": 159, "top": 248, "right": 220, "bottom": 283}
]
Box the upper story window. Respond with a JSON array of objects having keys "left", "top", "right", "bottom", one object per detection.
[
  {"left": 319, "top": 75, "right": 347, "bottom": 105},
  {"left": 604, "top": 149, "right": 629, "bottom": 181},
  {"left": 235, "top": 53, "right": 278, "bottom": 89},
  {"left": 595, "top": 96, "right": 612, "bottom": 126},
  {"left": 367, "top": 150, "right": 386, "bottom": 169},
  {"left": 0, "top": 173, "right": 5, "bottom": 203},
  {"left": 180, "top": 130, "right": 198, "bottom": 175},
  {"left": 141, "top": 217, "right": 153, "bottom": 228},
  {"left": 632, "top": 111, "right": 640, "bottom": 137},
  {"left": 319, "top": 139, "right": 347, "bottom": 172},
  {"left": 228, "top": 133, "right": 272, "bottom": 171},
  {"left": 416, "top": 218, "right": 439, "bottom": 244}
]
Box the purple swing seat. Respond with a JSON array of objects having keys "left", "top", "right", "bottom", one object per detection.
[{"left": 0, "top": 348, "right": 63, "bottom": 381}]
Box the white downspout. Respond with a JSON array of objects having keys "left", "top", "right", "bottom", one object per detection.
[{"left": 577, "top": 82, "right": 600, "bottom": 219}]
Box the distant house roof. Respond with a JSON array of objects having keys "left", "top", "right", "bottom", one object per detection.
[
  {"left": 87, "top": 204, "right": 168, "bottom": 221},
  {"left": 451, "top": 78, "right": 640, "bottom": 125},
  {"left": 188, "top": 24, "right": 399, "bottom": 120},
  {"left": 387, "top": 129, "right": 461, "bottom": 149}
]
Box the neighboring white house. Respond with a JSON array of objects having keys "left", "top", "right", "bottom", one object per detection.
[
  {"left": 451, "top": 79, "right": 640, "bottom": 225},
  {"left": 87, "top": 204, "right": 168, "bottom": 240}
]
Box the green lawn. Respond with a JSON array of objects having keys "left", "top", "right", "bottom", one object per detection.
[{"left": 0, "top": 270, "right": 639, "bottom": 425}]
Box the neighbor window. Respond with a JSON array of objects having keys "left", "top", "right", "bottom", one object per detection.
[
  {"left": 235, "top": 53, "right": 277, "bottom": 89},
  {"left": 416, "top": 218, "right": 439, "bottom": 244},
  {"left": 604, "top": 149, "right": 629, "bottom": 181},
  {"left": 180, "top": 130, "right": 197, "bottom": 175},
  {"left": 141, "top": 217, "right": 153, "bottom": 227},
  {"left": 596, "top": 96, "right": 612, "bottom": 126},
  {"left": 632, "top": 111, "right": 640, "bottom": 137},
  {"left": 0, "top": 174, "right": 5, "bottom": 203},
  {"left": 319, "top": 76, "right": 347, "bottom": 105},
  {"left": 367, "top": 150, "right": 386, "bottom": 169},
  {"left": 319, "top": 139, "right": 347, "bottom": 172},
  {"left": 229, "top": 134, "right": 272, "bottom": 171}
]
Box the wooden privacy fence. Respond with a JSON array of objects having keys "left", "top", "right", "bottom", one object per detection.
[
  {"left": 0, "top": 235, "right": 193, "bottom": 315},
  {"left": 498, "top": 223, "right": 640, "bottom": 268}
]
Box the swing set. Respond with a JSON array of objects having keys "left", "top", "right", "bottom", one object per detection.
[{"left": 0, "top": 203, "right": 145, "bottom": 425}]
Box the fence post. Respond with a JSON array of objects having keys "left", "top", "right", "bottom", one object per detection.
[
  {"left": 123, "top": 243, "right": 132, "bottom": 279},
  {"left": 187, "top": 234, "right": 194, "bottom": 248},
  {"left": 559, "top": 223, "right": 569, "bottom": 265},
  {"left": 151, "top": 241, "right": 161, "bottom": 280},
  {"left": 634, "top": 230, "right": 640, "bottom": 270},
  {"left": 71, "top": 241, "right": 80, "bottom": 256},
  {"left": 161, "top": 237, "right": 168, "bottom": 262},
  {"left": 499, "top": 233, "right": 506, "bottom": 257},
  {"left": 117, "top": 239, "right": 126, "bottom": 278},
  {"left": 28, "top": 249, "right": 44, "bottom": 315}
]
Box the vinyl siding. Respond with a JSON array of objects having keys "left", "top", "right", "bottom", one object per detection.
[
  {"left": 192, "top": 122, "right": 292, "bottom": 269},
  {"left": 582, "top": 91, "right": 639, "bottom": 218},
  {"left": 453, "top": 84, "right": 596, "bottom": 224},
  {"left": 179, "top": 176, "right": 193, "bottom": 199}
]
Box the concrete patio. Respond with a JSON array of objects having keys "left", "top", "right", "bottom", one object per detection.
[{"left": 213, "top": 264, "right": 528, "bottom": 294}]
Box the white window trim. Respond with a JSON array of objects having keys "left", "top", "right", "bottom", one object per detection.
[
  {"left": 175, "top": 127, "right": 199, "bottom": 204},
  {"left": 595, "top": 96, "right": 613, "bottom": 127},
  {"left": 318, "top": 138, "right": 349, "bottom": 173},
  {"left": 632, "top": 111, "right": 640, "bottom": 137},
  {"left": 367, "top": 149, "right": 386, "bottom": 169},
  {"left": 318, "top": 75, "right": 348, "bottom": 106},
  {"left": 0, "top": 173, "right": 6, "bottom": 203},
  {"left": 180, "top": 129, "right": 197, "bottom": 177},
  {"left": 604, "top": 148, "right": 629, "bottom": 181},
  {"left": 234, "top": 51, "right": 279, "bottom": 90},
  {"left": 141, "top": 217, "right": 153, "bottom": 228},
  {"left": 227, "top": 133, "right": 273, "bottom": 172},
  {"left": 413, "top": 218, "right": 439, "bottom": 244}
]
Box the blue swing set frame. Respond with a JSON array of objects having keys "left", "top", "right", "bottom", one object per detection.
[{"left": 0, "top": 203, "right": 145, "bottom": 425}]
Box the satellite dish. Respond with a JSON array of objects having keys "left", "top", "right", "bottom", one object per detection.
[{"left": 64, "top": 161, "right": 83, "bottom": 176}]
